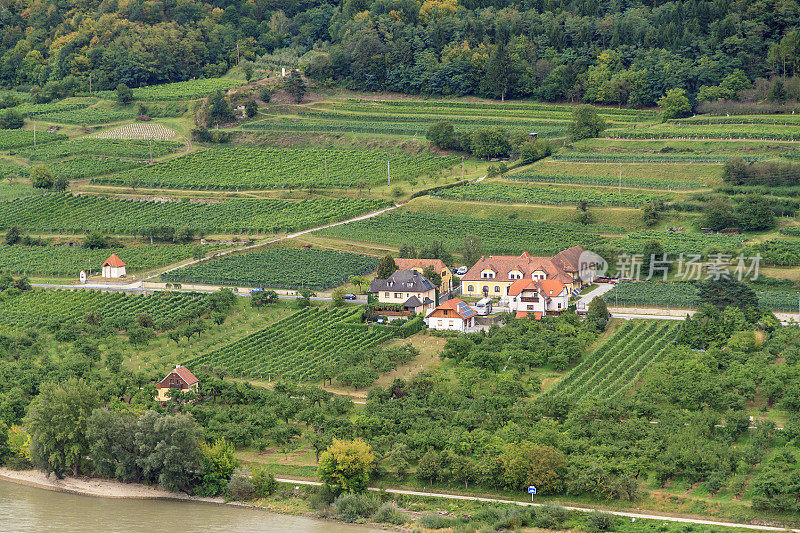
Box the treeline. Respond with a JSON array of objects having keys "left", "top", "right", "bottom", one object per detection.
[
  {"left": 723, "top": 158, "right": 800, "bottom": 187},
  {"left": 1, "top": 0, "right": 799, "bottom": 104}
]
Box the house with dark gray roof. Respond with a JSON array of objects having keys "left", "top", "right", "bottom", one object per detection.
[{"left": 369, "top": 269, "right": 437, "bottom": 314}]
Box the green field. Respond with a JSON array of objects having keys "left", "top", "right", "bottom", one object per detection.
[
  {"left": 98, "top": 146, "right": 458, "bottom": 189},
  {"left": 548, "top": 320, "right": 678, "bottom": 400},
  {"left": 0, "top": 289, "right": 209, "bottom": 328},
  {"left": 507, "top": 173, "right": 698, "bottom": 190},
  {"left": 162, "top": 248, "right": 378, "bottom": 290},
  {"left": 610, "top": 122, "right": 800, "bottom": 141},
  {"left": 0, "top": 194, "right": 389, "bottom": 235},
  {"left": 606, "top": 230, "right": 745, "bottom": 257},
  {"left": 316, "top": 209, "right": 620, "bottom": 255},
  {"left": 186, "top": 307, "right": 396, "bottom": 381},
  {"left": 0, "top": 243, "right": 223, "bottom": 276}
]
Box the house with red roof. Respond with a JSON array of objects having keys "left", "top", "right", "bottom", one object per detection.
[
  {"left": 101, "top": 254, "right": 127, "bottom": 278},
  {"left": 424, "top": 298, "right": 478, "bottom": 332},
  {"left": 461, "top": 246, "right": 592, "bottom": 302},
  {"left": 155, "top": 365, "right": 200, "bottom": 402},
  {"left": 508, "top": 278, "right": 570, "bottom": 319}
]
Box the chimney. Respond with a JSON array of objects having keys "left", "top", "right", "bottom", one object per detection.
[{"left": 175, "top": 364, "right": 180, "bottom": 369}]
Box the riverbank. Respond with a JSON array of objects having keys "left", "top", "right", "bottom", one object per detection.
[{"left": 0, "top": 467, "right": 223, "bottom": 503}]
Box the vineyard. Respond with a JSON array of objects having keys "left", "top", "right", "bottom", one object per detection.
[
  {"left": 0, "top": 130, "right": 65, "bottom": 150},
  {"left": 18, "top": 139, "right": 180, "bottom": 160},
  {"left": 185, "top": 307, "right": 396, "bottom": 381},
  {"left": 551, "top": 152, "right": 737, "bottom": 163},
  {"left": 316, "top": 210, "right": 620, "bottom": 255},
  {"left": 0, "top": 244, "right": 223, "bottom": 277},
  {"left": 607, "top": 230, "right": 745, "bottom": 257},
  {"left": 0, "top": 194, "right": 388, "bottom": 235},
  {"left": 548, "top": 320, "right": 678, "bottom": 400},
  {"left": 0, "top": 289, "right": 209, "bottom": 328},
  {"left": 163, "top": 248, "right": 377, "bottom": 290},
  {"left": 99, "top": 146, "right": 458, "bottom": 189},
  {"left": 604, "top": 280, "right": 799, "bottom": 311},
  {"left": 508, "top": 173, "right": 698, "bottom": 190},
  {"left": 609, "top": 122, "right": 800, "bottom": 141},
  {"left": 93, "top": 124, "right": 179, "bottom": 141},
  {"left": 43, "top": 158, "right": 142, "bottom": 180},
  {"left": 10, "top": 99, "right": 91, "bottom": 116},
  {"left": 94, "top": 77, "right": 241, "bottom": 100},
  {"left": 38, "top": 106, "right": 139, "bottom": 125},
  {"left": 432, "top": 182, "right": 674, "bottom": 207}
]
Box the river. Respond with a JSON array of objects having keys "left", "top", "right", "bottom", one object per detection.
[{"left": 0, "top": 479, "right": 388, "bottom": 533}]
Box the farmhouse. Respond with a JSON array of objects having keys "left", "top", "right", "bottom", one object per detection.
[
  {"left": 508, "top": 278, "right": 570, "bottom": 318},
  {"left": 394, "top": 258, "right": 453, "bottom": 292},
  {"left": 461, "top": 246, "right": 590, "bottom": 301},
  {"left": 156, "top": 365, "right": 199, "bottom": 402},
  {"left": 369, "top": 269, "right": 436, "bottom": 314},
  {"left": 425, "top": 298, "right": 478, "bottom": 332},
  {"left": 101, "top": 254, "right": 127, "bottom": 278}
]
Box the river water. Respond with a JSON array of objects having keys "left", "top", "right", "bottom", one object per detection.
[{"left": 0, "top": 479, "right": 388, "bottom": 533}]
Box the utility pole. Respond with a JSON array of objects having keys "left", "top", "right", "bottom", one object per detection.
[
  {"left": 324, "top": 154, "right": 328, "bottom": 182},
  {"left": 618, "top": 161, "right": 622, "bottom": 194},
  {"left": 89, "top": 74, "right": 92, "bottom": 96},
  {"left": 32, "top": 115, "right": 36, "bottom": 147},
  {"left": 237, "top": 42, "right": 240, "bottom": 65},
  {"left": 461, "top": 156, "right": 464, "bottom": 180},
  {"left": 149, "top": 139, "right": 153, "bottom": 163},
  {"left": 387, "top": 159, "right": 390, "bottom": 186}
]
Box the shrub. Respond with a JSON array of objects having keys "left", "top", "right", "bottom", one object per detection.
[
  {"left": 227, "top": 468, "right": 257, "bottom": 500},
  {"left": 333, "top": 492, "right": 380, "bottom": 523},
  {"left": 252, "top": 470, "right": 277, "bottom": 497},
  {"left": 418, "top": 513, "right": 454, "bottom": 529},
  {"left": 533, "top": 503, "right": 567, "bottom": 529},
  {"left": 0, "top": 110, "right": 24, "bottom": 129},
  {"left": 586, "top": 511, "right": 618, "bottom": 532},
  {"left": 371, "top": 501, "right": 407, "bottom": 525}
]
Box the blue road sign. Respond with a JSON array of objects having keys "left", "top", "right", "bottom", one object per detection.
[{"left": 528, "top": 486, "right": 536, "bottom": 494}]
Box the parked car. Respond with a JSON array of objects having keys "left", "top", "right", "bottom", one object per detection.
[
  {"left": 456, "top": 266, "right": 468, "bottom": 275},
  {"left": 344, "top": 293, "right": 357, "bottom": 300},
  {"left": 249, "top": 288, "right": 264, "bottom": 294}
]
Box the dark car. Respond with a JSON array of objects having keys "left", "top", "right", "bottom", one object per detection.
[{"left": 344, "top": 293, "right": 357, "bottom": 300}]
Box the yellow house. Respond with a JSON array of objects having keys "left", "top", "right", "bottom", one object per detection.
[
  {"left": 461, "top": 247, "right": 587, "bottom": 300},
  {"left": 394, "top": 258, "right": 452, "bottom": 292},
  {"left": 368, "top": 269, "right": 437, "bottom": 314}
]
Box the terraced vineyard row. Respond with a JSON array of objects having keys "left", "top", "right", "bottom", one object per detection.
[
  {"left": 99, "top": 146, "right": 458, "bottom": 189},
  {"left": 245, "top": 119, "right": 567, "bottom": 138},
  {"left": 608, "top": 230, "right": 745, "bottom": 257},
  {"left": 508, "top": 173, "right": 699, "bottom": 190},
  {"left": 0, "top": 289, "right": 209, "bottom": 328},
  {"left": 551, "top": 152, "right": 736, "bottom": 163},
  {"left": 548, "top": 321, "right": 678, "bottom": 400},
  {"left": 17, "top": 139, "right": 180, "bottom": 160},
  {"left": 343, "top": 99, "right": 653, "bottom": 118},
  {"left": 611, "top": 123, "right": 800, "bottom": 141},
  {"left": 0, "top": 194, "right": 388, "bottom": 235},
  {"left": 432, "top": 182, "right": 674, "bottom": 207},
  {"left": 186, "top": 307, "right": 395, "bottom": 381},
  {"left": 93, "top": 77, "right": 241, "bottom": 100},
  {"left": 316, "top": 210, "right": 620, "bottom": 255},
  {"left": 0, "top": 244, "right": 224, "bottom": 277},
  {"left": 0, "top": 130, "right": 65, "bottom": 150},
  {"left": 43, "top": 157, "right": 142, "bottom": 180},
  {"left": 38, "top": 106, "right": 139, "bottom": 125},
  {"left": 163, "top": 248, "right": 378, "bottom": 290}
]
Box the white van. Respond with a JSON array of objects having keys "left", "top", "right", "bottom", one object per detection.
[{"left": 475, "top": 298, "right": 492, "bottom": 316}]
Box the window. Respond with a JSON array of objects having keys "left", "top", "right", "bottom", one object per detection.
[
  {"left": 169, "top": 378, "right": 174, "bottom": 385},
  {"left": 509, "top": 272, "right": 522, "bottom": 280},
  {"left": 385, "top": 292, "right": 389, "bottom": 298},
  {"left": 557, "top": 303, "right": 562, "bottom": 309},
  {"left": 528, "top": 305, "right": 534, "bottom": 310},
  {"left": 494, "top": 286, "right": 500, "bottom": 293},
  {"left": 467, "top": 285, "right": 474, "bottom": 292},
  {"left": 394, "top": 293, "right": 402, "bottom": 298},
  {"left": 449, "top": 320, "right": 454, "bottom": 327},
  {"left": 482, "top": 271, "right": 495, "bottom": 279}
]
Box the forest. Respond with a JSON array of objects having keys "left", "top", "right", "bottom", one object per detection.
[{"left": 2, "top": 0, "right": 800, "bottom": 105}]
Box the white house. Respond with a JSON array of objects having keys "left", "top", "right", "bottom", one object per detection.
[
  {"left": 368, "top": 269, "right": 437, "bottom": 314},
  {"left": 508, "top": 278, "right": 570, "bottom": 319},
  {"left": 101, "top": 254, "right": 127, "bottom": 278},
  {"left": 424, "top": 298, "right": 478, "bottom": 332}
]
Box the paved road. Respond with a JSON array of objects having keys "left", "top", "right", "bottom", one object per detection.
[
  {"left": 574, "top": 282, "right": 615, "bottom": 311},
  {"left": 274, "top": 477, "right": 799, "bottom": 532}
]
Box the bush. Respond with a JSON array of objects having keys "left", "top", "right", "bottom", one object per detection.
[
  {"left": 533, "top": 503, "right": 567, "bottom": 529},
  {"left": 371, "top": 501, "right": 407, "bottom": 525},
  {"left": 310, "top": 484, "right": 336, "bottom": 514},
  {"left": 259, "top": 87, "right": 274, "bottom": 102},
  {"left": 418, "top": 513, "right": 454, "bottom": 529},
  {"left": 227, "top": 468, "right": 256, "bottom": 500},
  {"left": 333, "top": 492, "right": 380, "bottom": 523},
  {"left": 252, "top": 470, "right": 277, "bottom": 497},
  {"left": 0, "top": 110, "right": 24, "bottom": 129},
  {"left": 586, "top": 511, "right": 618, "bottom": 532}
]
